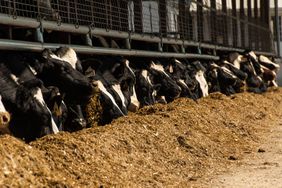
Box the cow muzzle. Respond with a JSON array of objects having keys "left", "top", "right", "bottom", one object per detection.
[{"left": 0, "top": 112, "right": 11, "bottom": 134}]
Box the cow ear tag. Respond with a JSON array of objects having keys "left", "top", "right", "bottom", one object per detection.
[{"left": 54, "top": 102, "right": 62, "bottom": 116}]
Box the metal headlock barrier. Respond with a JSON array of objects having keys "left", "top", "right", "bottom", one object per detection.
[{"left": 0, "top": 0, "right": 276, "bottom": 58}]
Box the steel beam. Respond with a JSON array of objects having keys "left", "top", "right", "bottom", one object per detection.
[
  {"left": 0, "top": 39, "right": 220, "bottom": 60},
  {"left": 275, "top": 0, "right": 281, "bottom": 57}
]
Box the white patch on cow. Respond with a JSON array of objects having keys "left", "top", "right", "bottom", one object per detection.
[
  {"left": 125, "top": 60, "right": 135, "bottom": 76},
  {"left": 0, "top": 96, "right": 6, "bottom": 113},
  {"left": 49, "top": 53, "right": 63, "bottom": 61},
  {"left": 28, "top": 65, "right": 38, "bottom": 76},
  {"left": 10, "top": 74, "right": 20, "bottom": 85},
  {"left": 271, "top": 80, "right": 278, "bottom": 87},
  {"left": 248, "top": 51, "right": 258, "bottom": 61},
  {"left": 195, "top": 70, "right": 209, "bottom": 97},
  {"left": 157, "top": 96, "right": 167, "bottom": 104},
  {"left": 95, "top": 80, "right": 125, "bottom": 116},
  {"left": 233, "top": 55, "right": 243, "bottom": 69},
  {"left": 57, "top": 48, "right": 78, "bottom": 70},
  {"left": 124, "top": 60, "right": 140, "bottom": 111},
  {"left": 169, "top": 65, "right": 174, "bottom": 73},
  {"left": 150, "top": 62, "right": 170, "bottom": 78},
  {"left": 129, "top": 85, "right": 140, "bottom": 110},
  {"left": 174, "top": 59, "right": 182, "bottom": 65},
  {"left": 221, "top": 66, "right": 237, "bottom": 79},
  {"left": 152, "top": 90, "right": 157, "bottom": 98},
  {"left": 34, "top": 88, "right": 59, "bottom": 134},
  {"left": 178, "top": 79, "right": 189, "bottom": 89},
  {"left": 257, "top": 75, "right": 263, "bottom": 82},
  {"left": 211, "top": 63, "right": 220, "bottom": 68},
  {"left": 259, "top": 55, "right": 280, "bottom": 69},
  {"left": 141, "top": 70, "right": 153, "bottom": 86},
  {"left": 223, "top": 60, "right": 239, "bottom": 70},
  {"left": 249, "top": 62, "right": 258, "bottom": 76},
  {"left": 112, "top": 84, "right": 127, "bottom": 110}
]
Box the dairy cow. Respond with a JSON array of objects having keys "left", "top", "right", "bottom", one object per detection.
[
  {"left": 0, "top": 64, "right": 59, "bottom": 142},
  {"left": 28, "top": 49, "right": 93, "bottom": 131},
  {"left": 82, "top": 59, "right": 127, "bottom": 125},
  {"left": 162, "top": 59, "right": 197, "bottom": 100}
]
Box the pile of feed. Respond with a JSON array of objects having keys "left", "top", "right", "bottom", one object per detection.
[{"left": 0, "top": 88, "right": 281, "bottom": 187}]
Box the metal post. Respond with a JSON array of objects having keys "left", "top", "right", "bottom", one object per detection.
[{"left": 275, "top": 0, "right": 281, "bottom": 57}]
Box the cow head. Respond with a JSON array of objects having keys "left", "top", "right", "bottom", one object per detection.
[
  {"left": 191, "top": 61, "right": 209, "bottom": 98},
  {"left": 259, "top": 55, "right": 280, "bottom": 71},
  {"left": 163, "top": 59, "right": 197, "bottom": 99},
  {"left": 42, "top": 86, "right": 67, "bottom": 131},
  {"left": 148, "top": 61, "right": 181, "bottom": 102},
  {"left": 135, "top": 69, "right": 160, "bottom": 107},
  {"left": 9, "top": 79, "right": 60, "bottom": 142},
  {"left": 40, "top": 48, "right": 93, "bottom": 103},
  {"left": 93, "top": 78, "right": 126, "bottom": 125},
  {"left": 55, "top": 47, "right": 83, "bottom": 72}
]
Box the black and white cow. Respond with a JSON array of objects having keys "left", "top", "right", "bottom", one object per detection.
[
  {"left": 258, "top": 55, "right": 280, "bottom": 87},
  {"left": 29, "top": 49, "right": 93, "bottom": 131},
  {"left": 0, "top": 64, "right": 59, "bottom": 142},
  {"left": 82, "top": 59, "right": 127, "bottom": 125},
  {"left": 190, "top": 61, "right": 209, "bottom": 98},
  {"left": 147, "top": 60, "right": 181, "bottom": 103},
  {"left": 0, "top": 51, "right": 67, "bottom": 131},
  {"left": 241, "top": 51, "right": 267, "bottom": 93},
  {"left": 134, "top": 69, "right": 160, "bottom": 107},
  {"left": 82, "top": 56, "right": 140, "bottom": 113},
  {"left": 162, "top": 59, "right": 197, "bottom": 100}
]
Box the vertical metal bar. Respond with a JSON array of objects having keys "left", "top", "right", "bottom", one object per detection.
[
  {"left": 240, "top": 0, "right": 245, "bottom": 48},
  {"left": 159, "top": 0, "right": 167, "bottom": 36},
  {"left": 275, "top": 0, "right": 281, "bottom": 57},
  {"left": 254, "top": 0, "right": 259, "bottom": 50},
  {"left": 197, "top": 0, "right": 203, "bottom": 42},
  {"left": 117, "top": 0, "right": 122, "bottom": 30},
  {"left": 134, "top": 0, "right": 142, "bottom": 33},
  {"left": 67, "top": 1, "right": 71, "bottom": 44},
  {"left": 222, "top": 0, "right": 228, "bottom": 46},
  {"left": 149, "top": 3, "right": 153, "bottom": 33},
  {"left": 247, "top": 0, "right": 252, "bottom": 49},
  {"left": 210, "top": 0, "right": 216, "bottom": 43},
  {"left": 232, "top": 0, "right": 237, "bottom": 47}
]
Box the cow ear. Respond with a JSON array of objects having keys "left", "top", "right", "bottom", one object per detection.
[{"left": 111, "top": 63, "right": 124, "bottom": 79}]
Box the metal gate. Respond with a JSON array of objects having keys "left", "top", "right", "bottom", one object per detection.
[{"left": 0, "top": 0, "right": 276, "bottom": 58}]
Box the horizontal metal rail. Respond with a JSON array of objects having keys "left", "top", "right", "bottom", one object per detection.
[
  {"left": 0, "top": 13, "right": 275, "bottom": 58},
  {"left": 0, "top": 39, "right": 220, "bottom": 60}
]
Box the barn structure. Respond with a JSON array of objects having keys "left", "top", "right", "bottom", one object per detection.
[{"left": 0, "top": 0, "right": 279, "bottom": 59}]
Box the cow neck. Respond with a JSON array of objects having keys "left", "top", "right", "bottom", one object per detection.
[
  {"left": 112, "top": 84, "right": 127, "bottom": 111},
  {"left": 221, "top": 66, "right": 237, "bottom": 79},
  {"left": 96, "top": 80, "right": 125, "bottom": 116}
]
